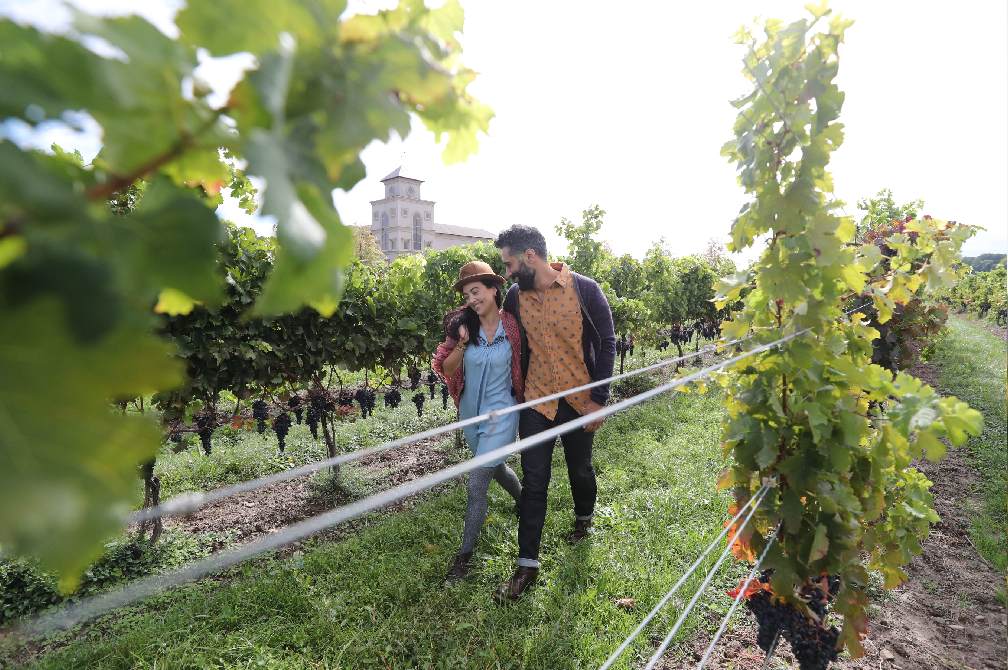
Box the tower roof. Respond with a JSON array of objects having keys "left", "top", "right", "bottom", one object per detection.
[{"left": 380, "top": 166, "right": 423, "bottom": 183}]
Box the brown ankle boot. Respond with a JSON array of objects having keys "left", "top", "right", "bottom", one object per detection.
[
  {"left": 567, "top": 518, "right": 592, "bottom": 545},
  {"left": 493, "top": 566, "right": 538, "bottom": 603},
  {"left": 445, "top": 551, "right": 473, "bottom": 581}
]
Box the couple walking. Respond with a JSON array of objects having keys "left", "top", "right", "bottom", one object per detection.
[{"left": 432, "top": 224, "right": 616, "bottom": 601}]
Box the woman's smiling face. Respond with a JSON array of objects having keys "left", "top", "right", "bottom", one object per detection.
[{"left": 461, "top": 281, "right": 498, "bottom": 317}]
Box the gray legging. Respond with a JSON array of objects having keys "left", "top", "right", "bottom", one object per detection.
[{"left": 460, "top": 463, "right": 522, "bottom": 554}]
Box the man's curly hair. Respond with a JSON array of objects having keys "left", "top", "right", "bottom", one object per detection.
[{"left": 494, "top": 224, "right": 547, "bottom": 260}]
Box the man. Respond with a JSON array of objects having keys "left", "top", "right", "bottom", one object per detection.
[{"left": 493, "top": 224, "right": 616, "bottom": 602}]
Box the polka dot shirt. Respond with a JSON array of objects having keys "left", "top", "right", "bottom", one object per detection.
[{"left": 519, "top": 263, "right": 593, "bottom": 419}]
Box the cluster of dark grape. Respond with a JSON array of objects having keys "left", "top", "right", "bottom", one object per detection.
[
  {"left": 408, "top": 366, "right": 422, "bottom": 390},
  {"left": 616, "top": 335, "right": 634, "bottom": 356},
  {"left": 252, "top": 399, "right": 269, "bottom": 434},
  {"left": 337, "top": 390, "right": 354, "bottom": 408},
  {"left": 306, "top": 391, "right": 326, "bottom": 440},
  {"left": 195, "top": 411, "right": 217, "bottom": 455},
  {"left": 695, "top": 319, "right": 720, "bottom": 341},
  {"left": 287, "top": 394, "right": 304, "bottom": 424},
  {"left": 788, "top": 620, "right": 840, "bottom": 670},
  {"left": 746, "top": 573, "right": 841, "bottom": 670},
  {"left": 411, "top": 391, "right": 425, "bottom": 417},
  {"left": 354, "top": 388, "right": 377, "bottom": 418},
  {"left": 669, "top": 323, "right": 694, "bottom": 345},
  {"left": 427, "top": 371, "right": 437, "bottom": 399},
  {"left": 440, "top": 383, "right": 449, "bottom": 410},
  {"left": 273, "top": 412, "right": 292, "bottom": 453},
  {"left": 385, "top": 388, "right": 402, "bottom": 409}
]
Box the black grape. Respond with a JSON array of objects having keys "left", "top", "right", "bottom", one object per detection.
[
  {"left": 273, "top": 412, "right": 292, "bottom": 453},
  {"left": 252, "top": 399, "right": 269, "bottom": 434}
]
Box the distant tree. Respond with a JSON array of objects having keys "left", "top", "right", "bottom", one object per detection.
[
  {"left": 353, "top": 227, "right": 385, "bottom": 266},
  {"left": 701, "top": 238, "right": 737, "bottom": 277},
  {"left": 597, "top": 253, "right": 645, "bottom": 298},
  {"left": 555, "top": 204, "right": 608, "bottom": 276},
  {"left": 962, "top": 253, "right": 1007, "bottom": 273}
]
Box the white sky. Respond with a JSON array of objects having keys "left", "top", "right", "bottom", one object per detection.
[{"left": 3, "top": 0, "right": 1006, "bottom": 264}]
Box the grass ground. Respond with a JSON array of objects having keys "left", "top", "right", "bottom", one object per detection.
[
  {"left": 13, "top": 324, "right": 1002, "bottom": 669},
  {"left": 931, "top": 315, "right": 1008, "bottom": 573},
  {"left": 11, "top": 377, "right": 744, "bottom": 669}
]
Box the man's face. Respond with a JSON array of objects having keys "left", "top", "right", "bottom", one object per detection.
[{"left": 500, "top": 247, "right": 536, "bottom": 290}]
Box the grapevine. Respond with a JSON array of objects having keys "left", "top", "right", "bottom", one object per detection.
[
  {"left": 716, "top": 6, "right": 983, "bottom": 662},
  {"left": 0, "top": 0, "right": 495, "bottom": 577}
]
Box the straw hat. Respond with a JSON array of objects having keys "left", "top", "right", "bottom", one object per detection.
[{"left": 453, "top": 260, "right": 508, "bottom": 292}]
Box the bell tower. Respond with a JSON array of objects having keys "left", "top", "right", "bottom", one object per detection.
[{"left": 369, "top": 167, "right": 435, "bottom": 261}]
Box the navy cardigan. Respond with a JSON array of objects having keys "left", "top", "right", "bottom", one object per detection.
[{"left": 502, "top": 272, "right": 617, "bottom": 405}]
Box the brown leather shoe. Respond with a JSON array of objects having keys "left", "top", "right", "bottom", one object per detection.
[
  {"left": 493, "top": 566, "right": 538, "bottom": 603},
  {"left": 567, "top": 518, "right": 592, "bottom": 545},
  {"left": 445, "top": 552, "right": 473, "bottom": 582}
]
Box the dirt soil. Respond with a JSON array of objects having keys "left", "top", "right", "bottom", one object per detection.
[
  {"left": 160, "top": 435, "right": 462, "bottom": 553},
  {"left": 662, "top": 362, "right": 1008, "bottom": 670}
]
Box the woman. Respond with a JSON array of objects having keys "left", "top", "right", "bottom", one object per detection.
[{"left": 432, "top": 260, "right": 525, "bottom": 581}]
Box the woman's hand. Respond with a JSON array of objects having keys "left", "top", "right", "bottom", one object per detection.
[{"left": 457, "top": 325, "right": 470, "bottom": 346}]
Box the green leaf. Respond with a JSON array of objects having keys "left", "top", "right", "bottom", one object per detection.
[
  {"left": 0, "top": 299, "right": 180, "bottom": 588},
  {"left": 828, "top": 441, "right": 852, "bottom": 472},
  {"left": 0, "top": 236, "right": 27, "bottom": 269},
  {"left": 0, "top": 21, "right": 115, "bottom": 122},
  {"left": 176, "top": 0, "right": 322, "bottom": 56},
  {"left": 0, "top": 141, "right": 93, "bottom": 222},
  {"left": 840, "top": 263, "right": 866, "bottom": 293},
  {"left": 916, "top": 431, "right": 947, "bottom": 461},
  {"left": 154, "top": 288, "right": 199, "bottom": 315},
  {"left": 808, "top": 523, "right": 829, "bottom": 563},
  {"left": 254, "top": 182, "right": 354, "bottom": 316},
  {"left": 124, "top": 178, "right": 224, "bottom": 304},
  {"left": 714, "top": 270, "right": 751, "bottom": 306},
  {"left": 755, "top": 439, "right": 779, "bottom": 469},
  {"left": 245, "top": 131, "right": 325, "bottom": 261},
  {"left": 780, "top": 489, "right": 804, "bottom": 534},
  {"left": 70, "top": 14, "right": 215, "bottom": 175},
  {"left": 804, "top": 403, "right": 829, "bottom": 443}
]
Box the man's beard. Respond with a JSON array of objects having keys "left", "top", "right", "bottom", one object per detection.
[{"left": 512, "top": 263, "right": 536, "bottom": 290}]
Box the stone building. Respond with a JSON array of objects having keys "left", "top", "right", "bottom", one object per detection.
[{"left": 369, "top": 167, "right": 493, "bottom": 261}]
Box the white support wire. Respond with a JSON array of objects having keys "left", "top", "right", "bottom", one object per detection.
[
  {"left": 695, "top": 525, "right": 780, "bottom": 670},
  {"left": 27, "top": 328, "right": 808, "bottom": 636},
  {"left": 598, "top": 483, "right": 772, "bottom": 670},
  {"left": 641, "top": 490, "right": 769, "bottom": 670},
  {"left": 129, "top": 333, "right": 760, "bottom": 525}
]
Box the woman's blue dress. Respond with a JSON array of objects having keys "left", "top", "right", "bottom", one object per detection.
[{"left": 459, "top": 319, "right": 518, "bottom": 467}]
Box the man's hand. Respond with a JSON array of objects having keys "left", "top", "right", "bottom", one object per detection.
[{"left": 583, "top": 399, "right": 605, "bottom": 432}]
